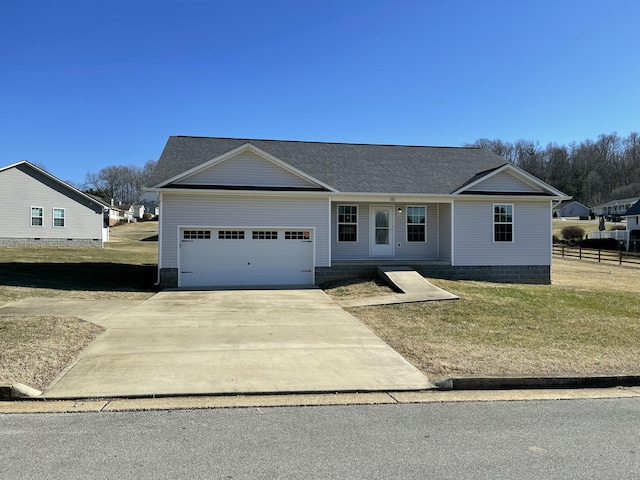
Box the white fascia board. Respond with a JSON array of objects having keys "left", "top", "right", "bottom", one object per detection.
[
  {"left": 328, "top": 193, "right": 454, "bottom": 203},
  {"left": 453, "top": 193, "right": 569, "bottom": 202},
  {"left": 152, "top": 188, "right": 333, "bottom": 198},
  {"left": 154, "top": 143, "right": 338, "bottom": 192},
  {"left": 452, "top": 163, "right": 569, "bottom": 198}
]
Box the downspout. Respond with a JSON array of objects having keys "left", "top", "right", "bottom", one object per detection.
[{"left": 154, "top": 190, "right": 162, "bottom": 287}]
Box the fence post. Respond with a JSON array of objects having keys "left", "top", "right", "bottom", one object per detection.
[
  {"left": 598, "top": 249, "right": 601, "bottom": 262},
  {"left": 579, "top": 245, "right": 582, "bottom": 260},
  {"left": 620, "top": 249, "right": 623, "bottom": 265}
]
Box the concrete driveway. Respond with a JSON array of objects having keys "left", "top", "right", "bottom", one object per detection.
[{"left": 8, "top": 289, "right": 431, "bottom": 398}]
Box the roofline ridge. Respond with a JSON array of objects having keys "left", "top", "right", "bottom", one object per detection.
[{"left": 171, "top": 135, "right": 486, "bottom": 150}]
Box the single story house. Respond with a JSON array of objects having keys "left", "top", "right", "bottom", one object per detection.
[
  {"left": 553, "top": 200, "right": 590, "bottom": 218},
  {"left": 0, "top": 161, "right": 108, "bottom": 246},
  {"left": 147, "top": 136, "right": 569, "bottom": 288},
  {"left": 592, "top": 197, "right": 639, "bottom": 219}
]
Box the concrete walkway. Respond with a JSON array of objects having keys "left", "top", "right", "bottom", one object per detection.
[
  {"left": 337, "top": 266, "right": 459, "bottom": 307},
  {"left": 1, "top": 290, "right": 432, "bottom": 399}
]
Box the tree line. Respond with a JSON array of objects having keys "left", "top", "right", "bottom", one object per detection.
[
  {"left": 84, "top": 160, "right": 157, "bottom": 205},
  {"left": 467, "top": 132, "right": 640, "bottom": 207}
]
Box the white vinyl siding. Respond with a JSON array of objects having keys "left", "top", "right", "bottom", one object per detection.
[
  {"left": 470, "top": 170, "right": 542, "bottom": 193},
  {"left": 160, "top": 193, "right": 330, "bottom": 269},
  {"left": 438, "top": 203, "right": 452, "bottom": 262},
  {"left": 0, "top": 166, "right": 103, "bottom": 241},
  {"left": 453, "top": 200, "right": 551, "bottom": 266},
  {"left": 175, "top": 150, "right": 318, "bottom": 188}
]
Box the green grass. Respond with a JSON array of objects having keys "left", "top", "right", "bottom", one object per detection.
[{"left": 336, "top": 263, "right": 640, "bottom": 377}]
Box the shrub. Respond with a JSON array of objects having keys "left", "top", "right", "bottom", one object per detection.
[
  {"left": 143, "top": 212, "right": 154, "bottom": 220},
  {"left": 561, "top": 225, "right": 585, "bottom": 241},
  {"left": 579, "top": 238, "right": 623, "bottom": 251}
]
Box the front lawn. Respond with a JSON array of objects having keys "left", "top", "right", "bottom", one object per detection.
[{"left": 325, "top": 258, "right": 640, "bottom": 378}]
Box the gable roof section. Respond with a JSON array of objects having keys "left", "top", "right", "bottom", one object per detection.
[
  {"left": 0, "top": 161, "right": 107, "bottom": 211},
  {"left": 159, "top": 143, "right": 334, "bottom": 191},
  {"left": 453, "top": 163, "right": 568, "bottom": 197},
  {"left": 623, "top": 201, "right": 640, "bottom": 216},
  {"left": 150, "top": 136, "right": 534, "bottom": 195}
]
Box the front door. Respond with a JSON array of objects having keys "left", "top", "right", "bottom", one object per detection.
[{"left": 370, "top": 206, "right": 394, "bottom": 256}]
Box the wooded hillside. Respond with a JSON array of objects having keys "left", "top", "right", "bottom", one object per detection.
[{"left": 468, "top": 132, "right": 640, "bottom": 206}]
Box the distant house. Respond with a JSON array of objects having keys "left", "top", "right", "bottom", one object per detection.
[
  {"left": 141, "top": 201, "right": 159, "bottom": 218},
  {"left": 623, "top": 202, "right": 640, "bottom": 252},
  {"left": 116, "top": 205, "right": 136, "bottom": 223},
  {"left": 553, "top": 200, "right": 590, "bottom": 218},
  {"left": 147, "top": 136, "right": 568, "bottom": 288},
  {"left": 592, "top": 197, "right": 639, "bottom": 219},
  {"left": 0, "top": 161, "right": 108, "bottom": 246}
]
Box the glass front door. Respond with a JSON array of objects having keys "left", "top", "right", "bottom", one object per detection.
[{"left": 370, "top": 206, "right": 394, "bottom": 256}]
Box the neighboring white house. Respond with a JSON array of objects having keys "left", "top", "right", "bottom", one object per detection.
[
  {"left": 553, "top": 200, "right": 590, "bottom": 218},
  {"left": 592, "top": 197, "right": 640, "bottom": 218},
  {"left": 147, "top": 136, "right": 569, "bottom": 289},
  {"left": 0, "top": 161, "right": 108, "bottom": 246}
]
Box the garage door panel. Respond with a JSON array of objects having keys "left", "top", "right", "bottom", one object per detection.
[{"left": 180, "top": 229, "right": 313, "bottom": 287}]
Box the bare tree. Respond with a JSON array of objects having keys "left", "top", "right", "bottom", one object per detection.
[{"left": 84, "top": 160, "right": 157, "bottom": 205}]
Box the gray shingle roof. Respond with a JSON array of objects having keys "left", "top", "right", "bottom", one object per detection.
[
  {"left": 150, "top": 136, "right": 510, "bottom": 194},
  {"left": 624, "top": 201, "right": 640, "bottom": 216}
]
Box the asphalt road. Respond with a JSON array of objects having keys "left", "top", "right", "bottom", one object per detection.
[{"left": 2, "top": 398, "right": 639, "bottom": 479}]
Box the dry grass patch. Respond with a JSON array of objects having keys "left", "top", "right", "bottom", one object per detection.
[
  {"left": 327, "top": 258, "right": 640, "bottom": 378},
  {"left": 0, "top": 222, "right": 157, "bottom": 390},
  {"left": 0, "top": 315, "right": 103, "bottom": 391},
  {"left": 322, "top": 277, "right": 396, "bottom": 299}
]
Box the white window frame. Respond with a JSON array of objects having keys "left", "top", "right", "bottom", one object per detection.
[
  {"left": 337, "top": 204, "right": 358, "bottom": 242},
  {"left": 53, "top": 208, "right": 65, "bottom": 228},
  {"left": 493, "top": 203, "right": 514, "bottom": 243},
  {"left": 406, "top": 205, "right": 426, "bottom": 243},
  {"left": 31, "top": 206, "right": 43, "bottom": 227}
]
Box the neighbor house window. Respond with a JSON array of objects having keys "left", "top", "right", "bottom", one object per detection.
[
  {"left": 53, "top": 208, "right": 65, "bottom": 227},
  {"left": 31, "top": 207, "right": 43, "bottom": 227},
  {"left": 406, "top": 206, "right": 426, "bottom": 242},
  {"left": 494, "top": 204, "right": 513, "bottom": 242},
  {"left": 337, "top": 205, "right": 358, "bottom": 242}
]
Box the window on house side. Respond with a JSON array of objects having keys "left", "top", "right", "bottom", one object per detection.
[
  {"left": 53, "top": 208, "right": 65, "bottom": 227},
  {"left": 407, "top": 206, "right": 426, "bottom": 242},
  {"left": 337, "top": 205, "right": 358, "bottom": 242},
  {"left": 31, "top": 207, "right": 43, "bottom": 227},
  {"left": 494, "top": 204, "right": 513, "bottom": 242}
]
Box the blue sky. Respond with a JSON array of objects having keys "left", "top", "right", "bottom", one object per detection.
[{"left": 2, "top": 0, "right": 639, "bottom": 186}]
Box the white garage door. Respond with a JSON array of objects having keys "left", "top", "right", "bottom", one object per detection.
[{"left": 179, "top": 228, "right": 314, "bottom": 287}]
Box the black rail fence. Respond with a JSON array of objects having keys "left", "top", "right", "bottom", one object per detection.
[{"left": 553, "top": 244, "right": 640, "bottom": 266}]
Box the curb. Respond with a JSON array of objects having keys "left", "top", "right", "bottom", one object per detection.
[
  {"left": 0, "top": 384, "right": 43, "bottom": 400},
  {"left": 433, "top": 374, "right": 640, "bottom": 391}
]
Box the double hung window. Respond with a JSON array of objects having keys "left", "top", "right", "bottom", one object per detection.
[
  {"left": 53, "top": 208, "right": 65, "bottom": 227},
  {"left": 337, "top": 205, "right": 358, "bottom": 242},
  {"left": 31, "top": 207, "right": 43, "bottom": 227},
  {"left": 406, "top": 206, "right": 426, "bottom": 242},
  {"left": 494, "top": 204, "right": 513, "bottom": 242}
]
